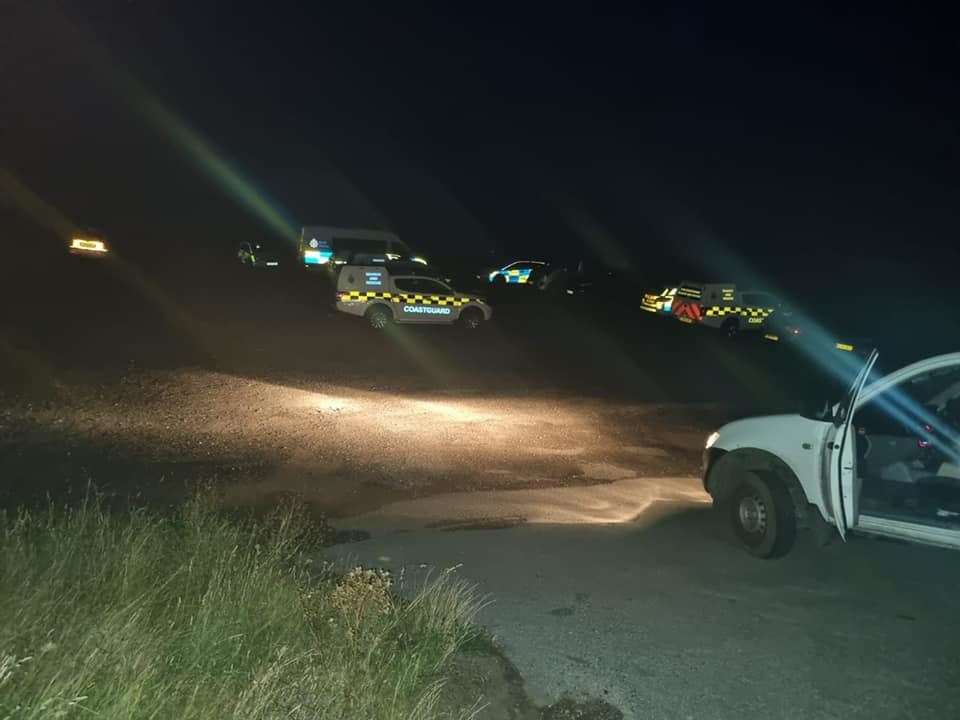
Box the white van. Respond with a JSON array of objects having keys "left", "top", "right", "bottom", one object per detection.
[{"left": 298, "top": 226, "right": 425, "bottom": 269}]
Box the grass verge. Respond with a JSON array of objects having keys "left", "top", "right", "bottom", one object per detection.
[{"left": 0, "top": 494, "right": 484, "bottom": 719}]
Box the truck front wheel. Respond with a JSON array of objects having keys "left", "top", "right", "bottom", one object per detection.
[{"left": 729, "top": 471, "right": 797, "bottom": 558}]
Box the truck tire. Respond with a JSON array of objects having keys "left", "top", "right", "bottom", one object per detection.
[
  {"left": 722, "top": 317, "right": 740, "bottom": 338},
  {"left": 460, "top": 307, "right": 483, "bottom": 330},
  {"left": 729, "top": 470, "right": 796, "bottom": 558},
  {"left": 366, "top": 305, "right": 392, "bottom": 330}
]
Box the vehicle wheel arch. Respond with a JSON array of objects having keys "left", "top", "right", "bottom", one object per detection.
[
  {"left": 364, "top": 302, "right": 395, "bottom": 327},
  {"left": 459, "top": 305, "right": 484, "bottom": 329},
  {"left": 364, "top": 301, "right": 393, "bottom": 316},
  {"left": 721, "top": 317, "right": 740, "bottom": 337},
  {"left": 707, "top": 448, "right": 811, "bottom": 526}
]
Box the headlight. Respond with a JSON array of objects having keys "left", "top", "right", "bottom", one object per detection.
[
  {"left": 705, "top": 431, "right": 720, "bottom": 449},
  {"left": 410, "top": 256, "right": 428, "bottom": 265}
]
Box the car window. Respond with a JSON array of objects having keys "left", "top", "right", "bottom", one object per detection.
[
  {"left": 334, "top": 238, "right": 387, "bottom": 254},
  {"left": 335, "top": 239, "right": 390, "bottom": 263},
  {"left": 911, "top": 367, "right": 960, "bottom": 408},
  {"left": 741, "top": 293, "right": 777, "bottom": 307},
  {"left": 394, "top": 278, "right": 418, "bottom": 292},
  {"left": 858, "top": 366, "right": 960, "bottom": 433},
  {"left": 416, "top": 279, "right": 452, "bottom": 294},
  {"left": 394, "top": 278, "right": 451, "bottom": 294}
]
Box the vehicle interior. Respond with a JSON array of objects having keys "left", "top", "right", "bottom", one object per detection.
[{"left": 854, "top": 365, "right": 960, "bottom": 528}]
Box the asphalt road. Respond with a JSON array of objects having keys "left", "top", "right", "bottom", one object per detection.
[{"left": 327, "top": 479, "right": 960, "bottom": 720}]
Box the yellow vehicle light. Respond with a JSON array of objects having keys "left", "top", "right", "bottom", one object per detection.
[
  {"left": 71, "top": 238, "right": 108, "bottom": 252},
  {"left": 835, "top": 342, "right": 855, "bottom": 352},
  {"left": 764, "top": 334, "right": 779, "bottom": 342}
]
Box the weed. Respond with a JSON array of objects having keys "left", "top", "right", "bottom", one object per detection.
[{"left": 0, "top": 495, "right": 481, "bottom": 719}]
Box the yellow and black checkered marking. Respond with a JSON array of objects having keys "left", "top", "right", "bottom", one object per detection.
[
  {"left": 338, "top": 290, "right": 474, "bottom": 307},
  {"left": 704, "top": 306, "right": 774, "bottom": 319}
]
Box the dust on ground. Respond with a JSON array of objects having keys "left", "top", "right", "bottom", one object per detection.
[{"left": 0, "top": 367, "right": 723, "bottom": 516}]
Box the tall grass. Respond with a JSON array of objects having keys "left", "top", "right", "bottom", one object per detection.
[{"left": 0, "top": 495, "right": 483, "bottom": 719}]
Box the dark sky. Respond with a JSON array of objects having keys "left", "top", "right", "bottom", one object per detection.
[{"left": 2, "top": 0, "right": 958, "bottom": 291}]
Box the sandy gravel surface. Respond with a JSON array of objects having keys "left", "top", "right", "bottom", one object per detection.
[{"left": 0, "top": 368, "right": 721, "bottom": 515}]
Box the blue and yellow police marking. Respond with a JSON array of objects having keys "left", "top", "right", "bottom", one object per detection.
[
  {"left": 303, "top": 249, "right": 333, "bottom": 264},
  {"left": 338, "top": 290, "right": 475, "bottom": 307},
  {"left": 497, "top": 268, "right": 532, "bottom": 284}
]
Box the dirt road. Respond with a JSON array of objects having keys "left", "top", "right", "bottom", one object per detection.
[
  {"left": 2, "top": 246, "right": 758, "bottom": 513},
  {"left": 0, "top": 366, "right": 720, "bottom": 515}
]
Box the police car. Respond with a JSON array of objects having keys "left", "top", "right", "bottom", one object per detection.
[
  {"left": 485, "top": 260, "right": 549, "bottom": 286},
  {"left": 336, "top": 263, "right": 492, "bottom": 329},
  {"left": 704, "top": 350, "right": 960, "bottom": 558}
]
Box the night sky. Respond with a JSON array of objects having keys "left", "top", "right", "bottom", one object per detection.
[{"left": 3, "top": 1, "right": 958, "bottom": 293}]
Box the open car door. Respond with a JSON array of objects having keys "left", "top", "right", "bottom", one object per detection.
[{"left": 826, "top": 349, "right": 879, "bottom": 540}]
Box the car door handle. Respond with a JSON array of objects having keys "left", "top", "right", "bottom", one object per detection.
[{"left": 802, "top": 443, "right": 812, "bottom": 450}]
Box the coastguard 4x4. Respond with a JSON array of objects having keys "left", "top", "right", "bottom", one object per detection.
[{"left": 336, "top": 263, "right": 492, "bottom": 329}]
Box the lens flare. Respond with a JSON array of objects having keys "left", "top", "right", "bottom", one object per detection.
[{"left": 132, "top": 92, "right": 297, "bottom": 242}]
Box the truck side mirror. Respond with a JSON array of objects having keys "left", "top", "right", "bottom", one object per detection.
[{"left": 800, "top": 397, "right": 833, "bottom": 421}]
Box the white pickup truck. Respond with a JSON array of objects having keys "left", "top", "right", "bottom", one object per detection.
[{"left": 703, "top": 350, "right": 960, "bottom": 557}]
